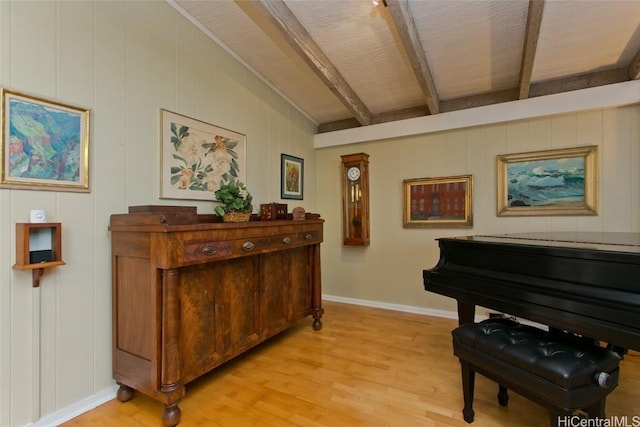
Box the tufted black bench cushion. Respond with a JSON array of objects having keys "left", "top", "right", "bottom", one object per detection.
[{"left": 452, "top": 318, "right": 621, "bottom": 426}]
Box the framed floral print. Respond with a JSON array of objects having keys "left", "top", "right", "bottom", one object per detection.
[
  {"left": 161, "top": 109, "right": 246, "bottom": 201},
  {"left": 1, "top": 88, "right": 90, "bottom": 192}
]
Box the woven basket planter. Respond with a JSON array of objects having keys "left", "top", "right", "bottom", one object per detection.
[{"left": 222, "top": 211, "right": 251, "bottom": 223}]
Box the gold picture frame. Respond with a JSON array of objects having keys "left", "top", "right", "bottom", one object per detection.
[
  {"left": 496, "top": 145, "right": 598, "bottom": 217},
  {"left": 403, "top": 175, "right": 473, "bottom": 228},
  {"left": 1, "top": 88, "right": 90, "bottom": 192}
]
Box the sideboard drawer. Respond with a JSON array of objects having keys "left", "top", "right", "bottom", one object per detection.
[
  {"left": 183, "top": 239, "right": 232, "bottom": 262},
  {"left": 233, "top": 235, "right": 279, "bottom": 253},
  {"left": 233, "top": 231, "right": 319, "bottom": 254},
  {"left": 296, "top": 230, "right": 320, "bottom": 244}
]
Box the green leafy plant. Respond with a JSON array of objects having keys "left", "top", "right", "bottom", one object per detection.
[{"left": 214, "top": 181, "right": 253, "bottom": 216}]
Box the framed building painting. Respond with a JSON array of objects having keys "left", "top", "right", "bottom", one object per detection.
[
  {"left": 161, "top": 109, "right": 246, "bottom": 201},
  {"left": 496, "top": 145, "right": 598, "bottom": 216},
  {"left": 281, "top": 153, "right": 303, "bottom": 200},
  {"left": 403, "top": 175, "right": 473, "bottom": 228},
  {"left": 1, "top": 88, "right": 90, "bottom": 192}
]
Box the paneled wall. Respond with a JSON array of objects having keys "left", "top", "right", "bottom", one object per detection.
[
  {"left": 317, "top": 105, "right": 640, "bottom": 313},
  {"left": 0, "top": 2, "right": 316, "bottom": 425}
]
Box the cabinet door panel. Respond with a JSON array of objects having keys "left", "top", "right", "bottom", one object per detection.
[
  {"left": 288, "top": 247, "right": 312, "bottom": 321},
  {"left": 179, "top": 264, "right": 224, "bottom": 383},
  {"left": 116, "top": 256, "right": 154, "bottom": 360},
  {"left": 260, "top": 251, "right": 289, "bottom": 336},
  {"left": 222, "top": 257, "right": 260, "bottom": 353}
]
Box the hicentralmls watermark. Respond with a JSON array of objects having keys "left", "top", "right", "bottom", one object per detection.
[{"left": 557, "top": 416, "right": 640, "bottom": 427}]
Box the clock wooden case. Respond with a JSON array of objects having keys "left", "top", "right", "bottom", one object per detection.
[{"left": 341, "top": 153, "right": 370, "bottom": 246}]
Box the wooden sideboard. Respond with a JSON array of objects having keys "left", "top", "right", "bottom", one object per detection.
[{"left": 109, "top": 207, "right": 323, "bottom": 426}]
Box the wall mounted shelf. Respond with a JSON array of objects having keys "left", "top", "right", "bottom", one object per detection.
[{"left": 13, "top": 222, "right": 65, "bottom": 287}]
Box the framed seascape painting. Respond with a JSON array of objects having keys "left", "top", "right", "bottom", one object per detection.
[
  {"left": 496, "top": 145, "right": 598, "bottom": 216},
  {"left": 161, "top": 109, "right": 246, "bottom": 201},
  {"left": 403, "top": 175, "right": 473, "bottom": 228},
  {"left": 281, "top": 153, "right": 303, "bottom": 200},
  {"left": 1, "top": 88, "right": 90, "bottom": 192}
]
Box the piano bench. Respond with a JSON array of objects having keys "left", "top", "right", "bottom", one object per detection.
[{"left": 452, "top": 318, "right": 621, "bottom": 427}]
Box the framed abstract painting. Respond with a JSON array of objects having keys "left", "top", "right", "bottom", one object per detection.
[{"left": 1, "top": 88, "right": 90, "bottom": 191}]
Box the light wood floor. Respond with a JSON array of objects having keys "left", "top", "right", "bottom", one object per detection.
[{"left": 63, "top": 301, "right": 640, "bottom": 427}]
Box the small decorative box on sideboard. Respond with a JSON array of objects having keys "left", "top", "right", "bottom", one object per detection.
[{"left": 260, "top": 203, "right": 288, "bottom": 220}]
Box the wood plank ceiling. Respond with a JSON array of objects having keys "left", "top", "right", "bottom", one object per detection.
[{"left": 172, "top": 0, "right": 640, "bottom": 133}]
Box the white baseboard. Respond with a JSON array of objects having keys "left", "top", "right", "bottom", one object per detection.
[
  {"left": 321, "top": 294, "right": 547, "bottom": 328},
  {"left": 25, "top": 384, "right": 118, "bottom": 427},
  {"left": 322, "top": 293, "right": 462, "bottom": 320}
]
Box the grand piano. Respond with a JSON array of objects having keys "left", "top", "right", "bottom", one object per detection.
[{"left": 423, "top": 232, "right": 640, "bottom": 352}]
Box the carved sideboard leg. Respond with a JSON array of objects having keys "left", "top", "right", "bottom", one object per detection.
[
  {"left": 312, "top": 306, "right": 324, "bottom": 330},
  {"left": 162, "top": 403, "right": 181, "bottom": 427},
  {"left": 116, "top": 384, "right": 134, "bottom": 402},
  {"left": 313, "top": 317, "right": 323, "bottom": 330},
  {"left": 311, "top": 244, "right": 323, "bottom": 331},
  {"left": 160, "top": 268, "right": 185, "bottom": 426}
]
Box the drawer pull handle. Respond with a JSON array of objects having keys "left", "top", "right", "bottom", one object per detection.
[
  {"left": 283, "top": 237, "right": 292, "bottom": 245},
  {"left": 305, "top": 234, "right": 313, "bottom": 241},
  {"left": 242, "top": 241, "right": 255, "bottom": 251},
  {"left": 202, "top": 245, "right": 218, "bottom": 256}
]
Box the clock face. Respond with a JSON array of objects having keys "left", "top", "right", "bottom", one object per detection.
[{"left": 347, "top": 166, "right": 360, "bottom": 181}]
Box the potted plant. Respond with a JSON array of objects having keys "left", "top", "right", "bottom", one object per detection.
[{"left": 214, "top": 181, "right": 254, "bottom": 222}]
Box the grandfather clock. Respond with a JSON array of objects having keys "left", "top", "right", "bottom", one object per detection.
[{"left": 341, "top": 153, "right": 370, "bottom": 246}]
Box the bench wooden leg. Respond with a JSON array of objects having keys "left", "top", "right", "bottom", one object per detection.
[
  {"left": 497, "top": 385, "right": 509, "bottom": 406},
  {"left": 460, "top": 361, "right": 475, "bottom": 423},
  {"left": 585, "top": 399, "right": 606, "bottom": 419},
  {"left": 549, "top": 408, "right": 573, "bottom": 427}
]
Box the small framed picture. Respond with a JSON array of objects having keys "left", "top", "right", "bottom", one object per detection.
[
  {"left": 1, "top": 88, "right": 90, "bottom": 192},
  {"left": 281, "top": 154, "right": 303, "bottom": 200},
  {"left": 403, "top": 175, "right": 473, "bottom": 228}
]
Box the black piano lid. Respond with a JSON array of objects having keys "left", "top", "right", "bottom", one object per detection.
[{"left": 445, "top": 232, "right": 640, "bottom": 254}]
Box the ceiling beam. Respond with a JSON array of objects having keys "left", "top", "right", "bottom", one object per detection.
[
  {"left": 440, "top": 89, "right": 519, "bottom": 113},
  {"left": 629, "top": 47, "right": 640, "bottom": 80},
  {"left": 237, "top": 0, "right": 373, "bottom": 126},
  {"left": 529, "top": 68, "right": 628, "bottom": 97},
  {"left": 318, "top": 105, "right": 431, "bottom": 134},
  {"left": 386, "top": 0, "right": 440, "bottom": 115},
  {"left": 318, "top": 118, "right": 362, "bottom": 134},
  {"left": 361, "top": 66, "right": 628, "bottom": 119},
  {"left": 371, "top": 105, "right": 430, "bottom": 125},
  {"left": 518, "top": 0, "right": 545, "bottom": 99}
]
